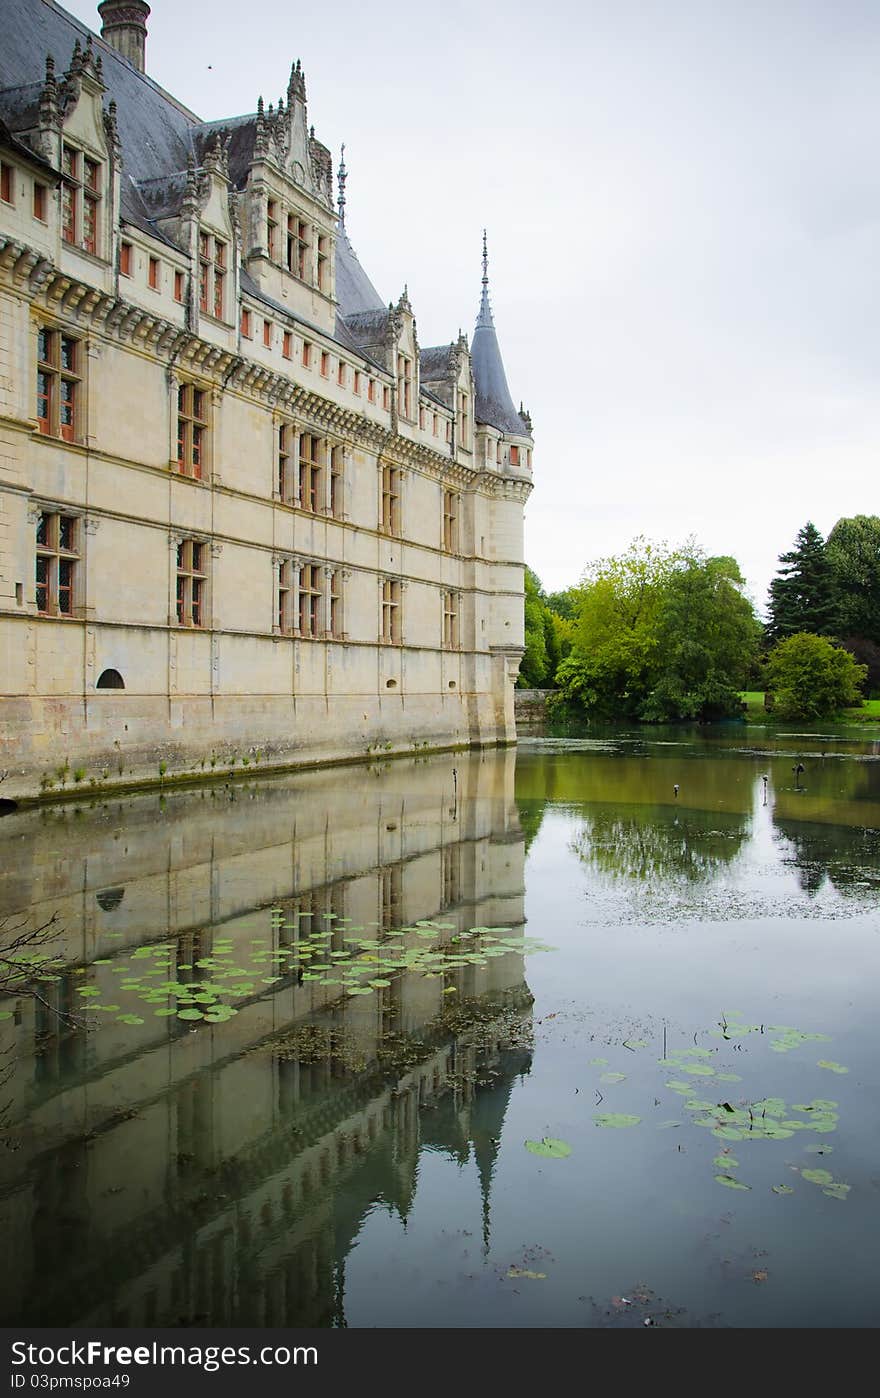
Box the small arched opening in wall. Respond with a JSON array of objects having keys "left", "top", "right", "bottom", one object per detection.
[
  {"left": 385, "top": 678, "right": 397, "bottom": 689},
  {"left": 96, "top": 669, "right": 125, "bottom": 690}
]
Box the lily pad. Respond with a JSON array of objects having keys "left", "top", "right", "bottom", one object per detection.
[
  {"left": 801, "top": 1168, "right": 834, "bottom": 1185},
  {"left": 525, "top": 1137, "right": 572, "bottom": 1158},
  {"left": 817, "top": 1061, "right": 848, "bottom": 1074},
  {"left": 593, "top": 1114, "right": 640, "bottom": 1129},
  {"left": 600, "top": 1072, "right": 627, "bottom": 1084},
  {"left": 822, "top": 1183, "right": 851, "bottom": 1200},
  {"left": 715, "top": 1174, "right": 750, "bottom": 1190},
  {"left": 771, "top": 1184, "right": 794, "bottom": 1195}
]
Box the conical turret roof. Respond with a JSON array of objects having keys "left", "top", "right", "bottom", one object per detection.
[{"left": 470, "top": 233, "right": 528, "bottom": 436}]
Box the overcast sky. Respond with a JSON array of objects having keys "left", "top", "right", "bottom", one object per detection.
[{"left": 64, "top": 0, "right": 880, "bottom": 611}]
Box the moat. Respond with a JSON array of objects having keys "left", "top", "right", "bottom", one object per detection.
[{"left": 1, "top": 728, "right": 878, "bottom": 1327}]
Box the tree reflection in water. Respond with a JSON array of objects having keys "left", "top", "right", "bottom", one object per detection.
[{"left": 570, "top": 806, "right": 750, "bottom": 888}]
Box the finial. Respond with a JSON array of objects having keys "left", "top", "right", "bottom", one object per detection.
[
  {"left": 482, "top": 228, "right": 488, "bottom": 286},
  {"left": 476, "top": 229, "right": 494, "bottom": 329},
  {"left": 337, "top": 143, "right": 347, "bottom": 226}
]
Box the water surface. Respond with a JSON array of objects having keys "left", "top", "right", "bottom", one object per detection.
[{"left": 1, "top": 726, "right": 878, "bottom": 1327}]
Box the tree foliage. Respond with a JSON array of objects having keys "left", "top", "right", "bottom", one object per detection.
[
  {"left": 766, "top": 522, "right": 836, "bottom": 643},
  {"left": 519, "top": 569, "right": 577, "bottom": 688},
  {"left": 825, "top": 514, "right": 880, "bottom": 646},
  {"left": 764, "top": 632, "right": 867, "bottom": 719},
  {"left": 556, "top": 537, "right": 760, "bottom": 721}
]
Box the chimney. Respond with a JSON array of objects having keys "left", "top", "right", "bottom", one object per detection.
[{"left": 97, "top": 1, "right": 151, "bottom": 73}]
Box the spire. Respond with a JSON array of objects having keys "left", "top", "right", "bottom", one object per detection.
[
  {"left": 477, "top": 228, "right": 494, "bottom": 328},
  {"left": 337, "top": 144, "right": 347, "bottom": 227},
  {"left": 470, "top": 231, "right": 527, "bottom": 436}
]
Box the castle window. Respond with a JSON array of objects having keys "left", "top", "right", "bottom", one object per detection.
[
  {"left": 282, "top": 330, "right": 292, "bottom": 359},
  {"left": 433, "top": 413, "right": 438, "bottom": 436},
  {"left": 61, "top": 145, "right": 102, "bottom": 255},
  {"left": 442, "top": 590, "right": 459, "bottom": 648},
  {"left": 176, "top": 539, "right": 206, "bottom": 627},
  {"left": 199, "top": 233, "right": 226, "bottom": 319},
  {"left": 397, "top": 355, "right": 413, "bottom": 420},
  {"left": 330, "top": 445, "right": 344, "bottom": 519},
  {"left": 298, "top": 563, "right": 321, "bottom": 637},
  {"left": 320, "top": 351, "right": 329, "bottom": 377},
  {"left": 367, "top": 378, "right": 375, "bottom": 404},
  {"left": 302, "top": 340, "right": 312, "bottom": 369},
  {"left": 35, "top": 511, "right": 78, "bottom": 617},
  {"left": 317, "top": 234, "right": 329, "bottom": 292},
  {"left": 337, "top": 360, "right": 346, "bottom": 388},
  {"left": 329, "top": 569, "right": 343, "bottom": 638},
  {"left": 37, "top": 327, "right": 81, "bottom": 442},
  {"left": 382, "top": 385, "right": 390, "bottom": 411},
  {"left": 277, "top": 558, "right": 295, "bottom": 633},
  {"left": 442, "top": 490, "right": 459, "bottom": 552},
  {"left": 298, "top": 433, "right": 323, "bottom": 513},
  {"left": 120, "top": 241, "right": 133, "bottom": 277},
  {"left": 277, "top": 423, "right": 294, "bottom": 502},
  {"left": 458, "top": 390, "right": 469, "bottom": 449},
  {"left": 267, "top": 200, "right": 278, "bottom": 260},
  {"left": 263, "top": 319, "right": 272, "bottom": 348},
  {"left": 381, "top": 579, "right": 401, "bottom": 643},
  {"left": 240, "top": 308, "right": 252, "bottom": 338},
  {"left": 176, "top": 383, "right": 208, "bottom": 479},
  {"left": 0, "top": 162, "right": 13, "bottom": 204},
  {"left": 509, "top": 445, "right": 520, "bottom": 466},
  {"left": 33, "top": 182, "right": 47, "bottom": 221},
  {"left": 380, "top": 464, "right": 400, "bottom": 536},
  {"left": 353, "top": 370, "right": 361, "bottom": 395},
  {"left": 148, "top": 256, "right": 160, "bottom": 290},
  {"left": 445, "top": 420, "right": 451, "bottom": 444},
  {"left": 287, "top": 214, "right": 309, "bottom": 280},
  {"left": 174, "top": 270, "right": 184, "bottom": 302},
  {"left": 419, "top": 405, "right": 425, "bottom": 430},
  {"left": 96, "top": 668, "right": 125, "bottom": 690}
]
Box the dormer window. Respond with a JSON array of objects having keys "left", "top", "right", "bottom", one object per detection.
[
  {"left": 61, "top": 145, "right": 101, "bottom": 255},
  {"left": 397, "top": 355, "right": 413, "bottom": 420},
  {"left": 267, "top": 200, "right": 278, "bottom": 260},
  {"left": 458, "top": 390, "right": 469, "bottom": 449},
  {"left": 199, "top": 233, "right": 226, "bottom": 320},
  {"left": 317, "top": 234, "right": 330, "bottom": 292},
  {"left": 287, "top": 214, "right": 309, "bottom": 281}
]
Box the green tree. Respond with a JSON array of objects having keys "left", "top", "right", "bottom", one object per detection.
[
  {"left": 765, "top": 632, "right": 867, "bottom": 719},
  {"left": 519, "top": 567, "right": 549, "bottom": 687},
  {"left": 556, "top": 537, "right": 674, "bottom": 719},
  {"left": 766, "top": 522, "right": 836, "bottom": 642},
  {"left": 825, "top": 514, "right": 880, "bottom": 646},
  {"left": 642, "top": 554, "right": 761, "bottom": 721},
  {"left": 556, "top": 539, "right": 759, "bottom": 722}
]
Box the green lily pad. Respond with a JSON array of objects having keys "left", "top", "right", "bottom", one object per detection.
[
  {"left": 593, "top": 1114, "right": 640, "bottom": 1129},
  {"left": 715, "top": 1174, "right": 750, "bottom": 1190},
  {"left": 771, "top": 1184, "right": 794, "bottom": 1195},
  {"left": 600, "top": 1072, "right": 627, "bottom": 1084},
  {"left": 115, "top": 1013, "right": 144, "bottom": 1025},
  {"left": 817, "top": 1061, "right": 848, "bottom": 1074},
  {"left": 802, "top": 1168, "right": 834, "bottom": 1185},
  {"left": 822, "top": 1183, "right": 851, "bottom": 1200},
  {"left": 713, "top": 1155, "right": 739, "bottom": 1169},
  {"left": 524, "top": 1137, "right": 572, "bottom": 1158},
  {"left": 177, "top": 1008, "right": 204, "bottom": 1021}
]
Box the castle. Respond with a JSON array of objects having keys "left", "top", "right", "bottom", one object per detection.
[{"left": 0, "top": 0, "right": 533, "bottom": 801}]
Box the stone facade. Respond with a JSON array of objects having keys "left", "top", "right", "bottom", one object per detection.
[{"left": 0, "top": 0, "right": 533, "bottom": 801}]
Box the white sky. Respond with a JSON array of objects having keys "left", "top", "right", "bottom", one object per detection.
[{"left": 64, "top": 0, "right": 880, "bottom": 612}]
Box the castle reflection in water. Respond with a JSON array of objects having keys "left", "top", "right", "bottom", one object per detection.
[{"left": 0, "top": 750, "right": 531, "bottom": 1326}]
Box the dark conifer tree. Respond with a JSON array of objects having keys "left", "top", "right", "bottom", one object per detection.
[{"left": 766, "top": 522, "right": 836, "bottom": 643}]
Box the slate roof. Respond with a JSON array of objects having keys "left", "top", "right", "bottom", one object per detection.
[{"left": 471, "top": 279, "right": 528, "bottom": 435}]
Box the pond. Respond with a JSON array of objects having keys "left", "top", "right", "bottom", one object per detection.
[{"left": 0, "top": 724, "right": 878, "bottom": 1328}]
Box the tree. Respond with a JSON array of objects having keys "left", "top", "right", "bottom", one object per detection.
[
  {"left": 766, "top": 522, "right": 836, "bottom": 643},
  {"left": 519, "top": 568, "right": 549, "bottom": 687},
  {"left": 555, "top": 537, "right": 759, "bottom": 722},
  {"left": 642, "top": 554, "right": 761, "bottom": 721},
  {"left": 826, "top": 515, "right": 880, "bottom": 646},
  {"left": 764, "top": 632, "right": 867, "bottom": 719}
]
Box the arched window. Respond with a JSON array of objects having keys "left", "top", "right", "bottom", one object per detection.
[{"left": 96, "top": 669, "right": 124, "bottom": 690}]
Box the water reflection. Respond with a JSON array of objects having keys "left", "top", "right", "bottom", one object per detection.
[{"left": 0, "top": 751, "right": 531, "bottom": 1326}]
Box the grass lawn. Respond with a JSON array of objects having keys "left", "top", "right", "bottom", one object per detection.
[{"left": 739, "top": 693, "right": 880, "bottom": 722}]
